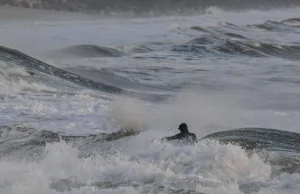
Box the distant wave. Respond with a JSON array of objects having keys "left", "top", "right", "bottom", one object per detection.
[
  {"left": 129, "top": 45, "right": 153, "bottom": 54},
  {"left": 174, "top": 37, "right": 300, "bottom": 60},
  {"left": 247, "top": 19, "right": 300, "bottom": 31},
  {"left": 191, "top": 18, "right": 300, "bottom": 33},
  {"left": 281, "top": 18, "right": 300, "bottom": 27},
  {"left": 49, "top": 44, "right": 156, "bottom": 59},
  {"left": 50, "top": 45, "right": 124, "bottom": 58},
  {"left": 175, "top": 18, "right": 300, "bottom": 60},
  {"left": 3, "top": 0, "right": 300, "bottom": 14}
]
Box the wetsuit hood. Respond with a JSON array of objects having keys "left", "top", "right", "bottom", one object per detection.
[{"left": 178, "top": 123, "right": 188, "bottom": 133}]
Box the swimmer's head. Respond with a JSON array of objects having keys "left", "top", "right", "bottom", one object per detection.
[{"left": 178, "top": 123, "right": 188, "bottom": 133}]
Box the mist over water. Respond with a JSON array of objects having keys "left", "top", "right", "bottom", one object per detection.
[{"left": 1, "top": 4, "right": 300, "bottom": 194}]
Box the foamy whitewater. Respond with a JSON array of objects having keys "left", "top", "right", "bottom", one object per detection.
[{"left": 1, "top": 5, "right": 300, "bottom": 194}]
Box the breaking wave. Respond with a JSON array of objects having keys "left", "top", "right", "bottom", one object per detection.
[
  {"left": 1, "top": 125, "right": 300, "bottom": 193},
  {"left": 281, "top": 18, "right": 300, "bottom": 27},
  {"left": 0, "top": 46, "right": 124, "bottom": 93},
  {"left": 0, "top": 45, "right": 171, "bottom": 101},
  {"left": 0, "top": 124, "right": 140, "bottom": 160},
  {"left": 0, "top": 137, "right": 272, "bottom": 194}
]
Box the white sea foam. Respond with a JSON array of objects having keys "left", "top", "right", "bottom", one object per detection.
[
  {"left": 0, "top": 138, "right": 274, "bottom": 194},
  {"left": 3, "top": 67, "right": 30, "bottom": 77},
  {"left": 0, "top": 66, "right": 57, "bottom": 94}
]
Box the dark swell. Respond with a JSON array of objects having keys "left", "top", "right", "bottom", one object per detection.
[{"left": 203, "top": 128, "right": 300, "bottom": 152}]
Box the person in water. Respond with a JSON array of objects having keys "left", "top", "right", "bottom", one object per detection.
[{"left": 162, "top": 123, "right": 198, "bottom": 145}]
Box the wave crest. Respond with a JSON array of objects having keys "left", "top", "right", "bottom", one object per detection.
[{"left": 51, "top": 45, "right": 124, "bottom": 58}]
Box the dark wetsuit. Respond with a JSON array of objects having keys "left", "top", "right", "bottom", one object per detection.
[
  {"left": 162, "top": 123, "right": 198, "bottom": 145},
  {"left": 162, "top": 132, "right": 198, "bottom": 145}
]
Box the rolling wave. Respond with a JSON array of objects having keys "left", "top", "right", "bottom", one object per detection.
[
  {"left": 0, "top": 45, "right": 124, "bottom": 93},
  {"left": 1, "top": 17, "right": 299, "bottom": 99},
  {"left": 176, "top": 18, "right": 300, "bottom": 60},
  {"left": 0, "top": 45, "right": 171, "bottom": 101},
  {"left": 190, "top": 18, "right": 300, "bottom": 33},
  {"left": 48, "top": 44, "right": 156, "bottom": 59},
  {"left": 281, "top": 18, "right": 300, "bottom": 27},
  {"left": 247, "top": 20, "right": 300, "bottom": 31},
  {"left": 174, "top": 38, "right": 300, "bottom": 59},
  {"left": 247, "top": 21, "right": 286, "bottom": 31},
  {"left": 129, "top": 45, "right": 154, "bottom": 54},
  {"left": 50, "top": 45, "right": 124, "bottom": 59}
]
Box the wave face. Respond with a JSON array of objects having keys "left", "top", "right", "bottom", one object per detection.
[
  {"left": 3, "top": 0, "right": 300, "bottom": 14},
  {"left": 0, "top": 45, "right": 126, "bottom": 92},
  {"left": 53, "top": 45, "right": 124, "bottom": 58},
  {"left": 1, "top": 7, "right": 300, "bottom": 194},
  {"left": 0, "top": 45, "right": 171, "bottom": 101},
  {"left": 203, "top": 128, "right": 300, "bottom": 152}
]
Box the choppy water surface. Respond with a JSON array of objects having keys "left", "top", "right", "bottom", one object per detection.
[{"left": 1, "top": 6, "right": 300, "bottom": 194}]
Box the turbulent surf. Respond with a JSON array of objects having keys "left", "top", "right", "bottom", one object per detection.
[{"left": 1, "top": 3, "right": 300, "bottom": 194}]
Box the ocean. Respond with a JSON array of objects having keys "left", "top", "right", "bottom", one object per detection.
[{"left": 0, "top": 4, "right": 300, "bottom": 194}]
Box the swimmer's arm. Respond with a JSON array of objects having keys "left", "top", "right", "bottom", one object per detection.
[{"left": 161, "top": 133, "right": 181, "bottom": 141}]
